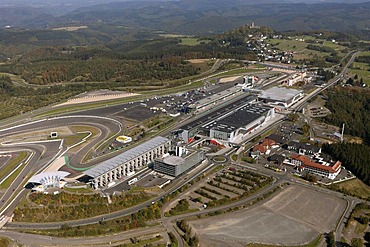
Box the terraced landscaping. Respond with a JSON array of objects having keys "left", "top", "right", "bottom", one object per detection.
[{"left": 165, "top": 167, "right": 273, "bottom": 214}]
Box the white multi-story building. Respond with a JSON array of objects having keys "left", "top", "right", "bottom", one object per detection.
[
  {"left": 84, "top": 136, "right": 171, "bottom": 189},
  {"left": 286, "top": 154, "right": 341, "bottom": 180}
]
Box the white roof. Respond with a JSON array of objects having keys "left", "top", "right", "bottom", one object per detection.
[
  {"left": 163, "top": 156, "right": 185, "bottom": 166},
  {"left": 83, "top": 136, "right": 169, "bottom": 178},
  {"left": 260, "top": 87, "right": 302, "bottom": 102},
  {"left": 28, "top": 171, "right": 70, "bottom": 184}
]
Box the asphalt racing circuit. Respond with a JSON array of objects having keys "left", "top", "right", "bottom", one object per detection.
[
  {"left": 0, "top": 52, "right": 365, "bottom": 247},
  {"left": 0, "top": 115, "right": 123, "bottom": 221}
]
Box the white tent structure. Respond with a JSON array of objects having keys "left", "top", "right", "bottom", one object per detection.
[{"left": 26, "top": 171, "right": 70, "bottom": 192}]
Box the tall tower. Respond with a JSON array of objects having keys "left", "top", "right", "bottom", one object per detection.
[{"left": 341, "top": 123, "right": 345, "bottom": 143}]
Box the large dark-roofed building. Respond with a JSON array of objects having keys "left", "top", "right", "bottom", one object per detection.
[
  {"left": 202, "top": 104, "right": 275, "bottom": 143},
  {"left": 179, "top": 95, "right": 257, "bottom": 142}
]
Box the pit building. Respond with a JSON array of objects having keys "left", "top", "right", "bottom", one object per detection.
[{"left": 83, "top": 136, "right": 171, "bottom": 189}]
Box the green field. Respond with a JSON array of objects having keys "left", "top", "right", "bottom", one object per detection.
[
  {"left": 63, "top": 186, "right": 94, "bottom": 194},
  {"left": 348, "top": 51, "right": 370, "bottom": 85},
  {"left": 267, "top": 38, "right": 308, "bottom": 51},
  {"left": 329, "top": 178, "right": 370, "bottom": 199},
  {"left": 350, "top": 64, "right": 370, "bottom": 86},
  {"left": 210, "top": 68, "right": 262, "bottom": 79},
  {"left": 62, "top": 132, "right": 91, "bottom": 147},
  {"left": 180, "top": 37, "right": 210, "bottom": 46},
  {"left": 267, "top": 37, "right": 348, "bottom": 61}
]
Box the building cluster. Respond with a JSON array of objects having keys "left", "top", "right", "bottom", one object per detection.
[
  {"left": 180, "top": 95, "right": 275, "bottom": 144},
  {"left": 286, "top": 72, "right": 312, "bottom": 86},
  {"left": 81, "top": 136, "right": 205, "bottom": 189},
  {"left": 250, "top": 135, "right": 342, "bottom": 180},
  {"left": 251, "top": 138, "right": 279, "bottom": 158},
  {"left": 83, "top": 136, "right": 171, "bottom": 189}
]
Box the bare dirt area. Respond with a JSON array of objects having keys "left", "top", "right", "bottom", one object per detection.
[
  {"left": 0, "top": 126, "right": 73, "bottom": 143},
  {"left": 190, "top": 185, "right": 346, "bottom": 247},
  {"left": 56, "top": 90, "right": 139, "bottom": 107},
  {"left": 52, "top": 26, "right": 88, "bottom": 31},
  {"left": 219, "top": 76, "right": 241, "bottom": 83},
  {"left": 187, "top": 59, "right": 212, "bottom": 64}
]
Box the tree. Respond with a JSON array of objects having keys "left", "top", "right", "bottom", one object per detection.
[
  {"left": 357, "top": 215, "right": 369, "bottom": 225},
  {"left": 288, "top": 113, "right": 299, "bottom": 122},
  {"left": 351, "top": 238, "right": 363, "bottom": 247},
  {"left": 302, "top": 123, "right": 310, "bottom": 137},
  {"left": 327, "top": 231, "right": 335, "bottom": 247}
]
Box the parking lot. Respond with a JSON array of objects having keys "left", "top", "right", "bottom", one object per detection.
[{"left": 190, "top": 185, "right": 346, "bottom": 247}]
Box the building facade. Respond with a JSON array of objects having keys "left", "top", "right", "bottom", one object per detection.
[
  {"left": 154, "top": 151, "right": 205, "bottom": 177},
  {"left": 203, "top": 104, "right": 275, "bottom": 143},
  {"left": 285, "top": 154, "right": 341, "bottom": 180},
  {"left": 84, "top": 136, "right": 171, "bottom": 189}
]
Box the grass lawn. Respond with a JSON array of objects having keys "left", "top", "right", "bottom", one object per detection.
[
  {"left": 0, "top": 237, "right": 11, "bottom": 247},
  {"left": 352, "top": 62, "right": 370, "bottom": 70},
  {"left": 267, "top": 38, "right": 308, "bottom": 51},
  {"left": 211, "top": 68, "right": 262, "bottom": 79},
  {"left": 158, "top": 34, "right": 188, "bottom": 38},
  {"left": 267, "top": 38, "right": 347, "bottom": 61},
  {"left": 63, "top": 186, "right": 94, "bottom": 194},
  {"left": 349, "top": 68, "right": 370, "bottom": 86},
  {"left": 246, "top": 234, "right": 322, "bottom": 247},
  {"left": 124, "top": 235, "right": 163, "bottom": 247},
  {"left": 0, "top": 162, "right": 27, "bottom": 189},
  {"left": 358, "top": 51, "right": 370, "bottom": 56},
  {"left": 69, "top": 125, "right": 100, "bottom": 137},
  {"left": 231, "top": 154, "right": 238, "bottom": 162},
  {"left": 331, "top": 178, "right": 370, "bottom": 199},
  {"left": 61, "top": 132, "right": 90, "bottom": 147},
  {"left": 165, "top": 208, "right": 199, "bottom": 217},
  {"left": 349, "top": 51, "right": 370, "bottom": 85},
  {"left": 0, "top": 151, "right": 28, "bottom": 183}
]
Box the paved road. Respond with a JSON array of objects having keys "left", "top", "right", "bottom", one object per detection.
[
  {"left": 0, "top": 52, "right": 362, "bottom": 246},
  {"left": 0, "top": 141, "right": 63, "bottom": 216},
  {"left": 0, "top": 116, "right": 122, "bottom": 169},
  {"left": 0, "top": 115, "right": 122, "bottom": 228},
  {"left": 5, "top": 161, "right": 215, "bottom": 229},
  {"left": 0, "top": 225, "right": 167, "bottom": 247},
  {"left": 291, "top": 51, "right": 360, "bottom": 112}
]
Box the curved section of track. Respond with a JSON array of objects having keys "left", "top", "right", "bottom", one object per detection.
[{"left": 0, "top": 115, "right": 122, "bottom": 171}]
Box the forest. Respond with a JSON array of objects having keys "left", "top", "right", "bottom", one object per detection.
[
  {"left": 323, "top": 88, "right": 370, "bottom": 144},
  {"left": 322, "top": 87, "right": 370, "bottom": 186},
  {"left": 307, "top": 44, "right": 335, "bottom": 53},
  {"left": 0, "top": 75, "right": 116, "bottom": 119},
  {"left": 0, "top": 25, "right": 265, "bottom": 85},
  {"left": 355, "top": 55, "right": 370, "bottom": 64}
]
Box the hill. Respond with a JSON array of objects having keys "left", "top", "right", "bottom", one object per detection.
[{"left": 0, "top": 1, "right": 369, "bottom": 39}]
